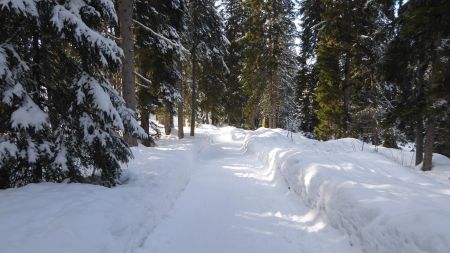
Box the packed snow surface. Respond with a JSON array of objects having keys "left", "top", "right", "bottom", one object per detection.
[{"left": 1, "top": 126, "right": 449, "bottom": 253}]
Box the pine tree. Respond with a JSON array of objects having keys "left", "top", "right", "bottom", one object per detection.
[
  {"left": 314, "top": 0, "right": 396, "bottom": 140},
  {"left": 0, "top": 0, "right": 145, "bottom": 188},
  {"left": 134, "top": 0, "right": 186, "bottom": 143},
  {"left": 384, "top": 0, "right": 450, "bottom": 170},
  {"left": 240, "top": 0, "right": 297, "bottom": 129},
  {"left": 295, "top": 0, "right": 323, "bottom": 134},
  {"left": 186, "top": 0, "right": 228, "bottom": 135},
  {"left": 239, "top": 0, "right": 267, "bottom": 129},
  {"left": 222, "top": 0, "right": 249, "bottom": 126}
]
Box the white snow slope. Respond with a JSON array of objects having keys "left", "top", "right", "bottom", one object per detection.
[{"left": 1, "top": 126, "right": 450, "bottom": 253}]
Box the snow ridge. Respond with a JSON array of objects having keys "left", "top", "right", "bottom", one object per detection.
[{"left": 243, "top": 128, "right": 450, "bottom": 253}]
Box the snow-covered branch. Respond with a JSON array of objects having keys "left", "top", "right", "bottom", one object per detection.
[
  {"left": 134, "top": 71, "right": 152, "bottom": 85},
  {"left": 133, "top": 19, "right": 190, "bottom": 55}
]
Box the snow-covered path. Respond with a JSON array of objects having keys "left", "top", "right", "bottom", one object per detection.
[
  {"left": 2, "top": 126, "right": 449, "bottom": 253},
  {"left": 136, "top": 130, "right": 358, "bottom": 253}
]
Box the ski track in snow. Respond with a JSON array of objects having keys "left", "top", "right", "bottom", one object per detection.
[
  {"left": 1, "top": 125, "right": 449, "bottom": 253},
  {"left": 135, "top": 128, "right": 359, "bottom": 253}
]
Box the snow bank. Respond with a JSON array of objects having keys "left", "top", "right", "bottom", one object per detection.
[
  {"left": 0, "top": 136, "right": 195, "bottom": 253},
  {"left": 243, "top": 128, "right": 450, "bottom": 253}
]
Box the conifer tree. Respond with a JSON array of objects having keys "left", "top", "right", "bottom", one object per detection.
[
  {"left": 294, "top": 0, "right": 322, "bottom": 134},
  {"left": 314, "top": 0, "right": 396, "bottom": 140},
  {"left": 384, "top": 0, "right": 450, "bottom": 170},
  {"left": 240, "top": 0, "right": 296, "bottom": 129},
  {"left": 186, "top": 0, "right": 228, "bottom": 135},
  {"left": 0, "top": 0, "right": 145, "bottom": 188},
  {"left": 134, "top": 0, "right": 186, "bottom": 143},
  {"left": 222, "top": 0, "right": 249, "bottom": 126}
]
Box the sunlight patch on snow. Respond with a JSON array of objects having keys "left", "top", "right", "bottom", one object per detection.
[
  {"left": 237, "top": 210, "right": 327, "bottom": 233},
  {"left": 243, "top": 127, "right": 450, "bottom": 253}
]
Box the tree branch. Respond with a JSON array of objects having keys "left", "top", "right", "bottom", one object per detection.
[{"left": 133, "top": 19, "right": 190, "bottom": 55}]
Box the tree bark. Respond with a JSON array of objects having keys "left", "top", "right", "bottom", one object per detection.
[
  {"left": 415, "top": 116, "right": 424, "bottom": 165},
  {"left": 32, "top": 33, "right": 43, "bottom": 182},
  {"left": 205, "top": 111, "right": 210, "bottom": 124},
  {"left": 140, "top": 109, "right": 153, "bottom": 147},
  {"left": 164, "top": 106, "right": 171, "bottom": 135},
  {"left": 211, "top": 110, "right": 218, "bottom": 126},
  {"left": 249, "top": 109, "right": 257, "bottom": 129},
  {"left": 190, "top": 53, "right": 197, "bottom": 136},
  {"left": 269, "top": 70, "right": 275, "bottom": 129},
  {"left": 273, "top": 75, "right": 279, "bottom": 129},
  {"left": 422, "top": 116, "right": 435, "bottom": 171},
  {"left": 170, "top": 111, "right": 174, "bottom": 128},
  {"left": 177, "top": 62, "right": 184, "bottom": 139},
  {"left": 343, "top": 55, "right": 351, "bottom": 134},
  {"left": 118, "top": 0, "right": 137, "bottom": 146},
  {"left": 422, "top": 31, "right": 441, "bottom": 171}
]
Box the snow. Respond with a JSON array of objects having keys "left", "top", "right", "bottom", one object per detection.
[
  {"left": 53, "top": 144, "right": 69, "bottom": 172},
  {"left": 1, "top": 126, "right": 449, "bottom": 253},
  {"left": 50, "top": 2, "right": 123, "bottom": 67},
  {"left": 135, "top": 126, "right": 357, "bottom": 253},
  {"left": 77, "top": 73, "right": 124, "bottom": 130},
  {"left": 0, "top": 140, "right": 18, "bottom": 159},
  {"left": 0, "top": 0, "right": 38, "bottom": 17},
  {"left": 0, "top": 135, "right": 193, "bottom": 253},
  {"left": 10, "top": 96, "right": 48, "bottom": 131},
  {"left": 243, "top": 128, "right": 450, "bottom": 253}
]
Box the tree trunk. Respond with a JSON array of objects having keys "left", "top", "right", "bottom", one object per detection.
[
  {"left": 422, "top": 117, "right": 435, "bottom": 171},
  {"left": 164, "top": 107, "right": 171, "bottom": 135},
  {"left": 32, "top": 33, "right": 43, "bottom": 182},
  {"left": 118, "top": 0, "right": 137, "bottom": 146},
  {"left": 247, "top": 108, "right": 257, "bottom": 130},
  {"left": 343, "top": 55, "right": 351, "bottom": 134},
  {"left": 170, "top": 111, "right": 174, "bottom": 128},
  {"left": 273, "top": 75, "right": 279, "bottom": 129},
  {"left": 422, "top": 31, "right": 441, "bottom": 171},
  {"left": 211, "top": 110, "right": 218, "bottom": 126},
  {"left": 269, "top": 71, "right": 275, "bottom": 129},
  {"left": 205, "top": 111, "right": 210, "bottom": 124},
  {"left": 177, "top": 62, "right": 184, "bottom": 139},
  {"left": 415, "top": 116, "right": 424, "bottom": 165},
  {"left": 140, "top": 110, "right": 153, "bottom": 147},
  {"left": 190, "top": 53, "right": 197, "bottom": 136}
]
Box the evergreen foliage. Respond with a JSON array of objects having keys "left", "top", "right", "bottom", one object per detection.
[
  {"left": 222, "top": 0, "right": 249, "bottom": 126},
  {"left": 314, "top": 0, "right": 396, "bottom": 140},
  {"left": 185, "top": 0, "right": 228, "bottom": 135},
  {"left": 134, "top": 0, "right": 186, "bottom": 143},
  {"left": 383, "top": 0, "right": 450, "bottom": 163},
  {"left": 1, "top": 0, "right": 449, "bottom": 190},
  {"left": 0, "top": 0, "right": 145, "bottom": 188},
  {"left": 238, "top": 0, "right": 297, "bottom": 129}
]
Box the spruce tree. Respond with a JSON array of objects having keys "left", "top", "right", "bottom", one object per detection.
[
  {"left": 314, "top": 0, "right": 396, "bottom": 140},
  {"left": 239, "top": 0, "right": 267, "bottom": 129},
  {"left": 186, "top": 0, "right": 228, "bottom": 135},
  {"left": 222, "top": 0, "right": 249, "bottom": 126},
  {"left": 294, "top": 0, "right": 322, "bottom": 134},
  {"left": 240, "top": 0, "right": 297, "bottom": 129},
  {"left": 134, "top": 0, "right": 186, "bottom": 143},
  {"left": 384, "top": 0, "right": 450, "bottom": 170},
  {"left": 0, "top": 0, "right": 145, "bottom": 188}
]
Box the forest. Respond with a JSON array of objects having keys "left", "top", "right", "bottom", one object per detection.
[{"left": 1, "top": 0, "right": 449, "bottom": 189}]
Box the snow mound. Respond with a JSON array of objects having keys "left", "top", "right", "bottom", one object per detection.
[
  {"left": 0, "top": 137, "right": 194, "bottom": 253},
  {"left": 243, "top": 128, "right": 450, "bottom": 253}
]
